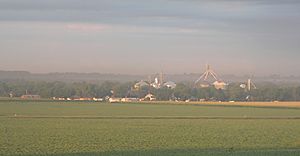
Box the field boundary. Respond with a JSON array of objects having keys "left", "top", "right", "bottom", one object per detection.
[
  {"left": 4, "top": 115, "right": 300, "bottom": 120},
  {"left": 1, "top": 99, "right": 300, "bottom": 109},
  {"left": 132, "top": 101, "right": 300, "bottom": 109}
]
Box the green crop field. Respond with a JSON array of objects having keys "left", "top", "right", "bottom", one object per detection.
[{"left": 1, "top": 100, "right": 300, "bottom": 156}]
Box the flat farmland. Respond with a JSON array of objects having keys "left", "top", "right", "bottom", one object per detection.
[{"left": 0, "top": 101, "right": 300, "bottom": 156}]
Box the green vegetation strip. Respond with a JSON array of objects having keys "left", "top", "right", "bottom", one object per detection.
[
  {"left": 20, "top": 148, "right": 300, "bottom": 156},
  {"left": 5, "top": 115, "right": 300, "bottom": 120}
]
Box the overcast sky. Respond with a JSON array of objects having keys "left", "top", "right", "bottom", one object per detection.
[{"left": 0, "top": 0, "right": 299, "bottom": 76}]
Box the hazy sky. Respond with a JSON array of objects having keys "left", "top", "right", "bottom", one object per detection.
[{"left": 0, "top": 0, "right": 300, "bottom": 76}]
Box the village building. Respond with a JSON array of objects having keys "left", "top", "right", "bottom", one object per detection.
[
  {"left": 213, "top": 81, "right": 228, "bottom": 90},
  {"left": 143, "top": 93, "right": 156, "bottom": 101},
  {"left": 134, "top": 80, "right": 149, "bottom": 90},
  {"left": 163, "top": 81, "right": 177, "bottom": 89},
  {"left": 121, "top": 98, "right": 139, "bottom": 102},
  {"left": 109, "top": 98, "right": 122, "bottom": 103},
  {"left": 21, "top": 95, "right": 41, "bottom": 99}
]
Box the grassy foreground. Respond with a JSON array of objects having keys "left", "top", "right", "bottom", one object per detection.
[{"left": 0, "top": 101, "right": 300, "bottom": 156}]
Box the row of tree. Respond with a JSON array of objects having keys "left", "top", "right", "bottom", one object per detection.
[{"left": 1, "top": 80, "right": 300, "bottom": 101}]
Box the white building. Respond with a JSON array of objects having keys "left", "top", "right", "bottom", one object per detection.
[
  {"left": 213, "top": 81, "right": 228, "bottom": 90},
  {"left": 109, "top": 98, "right": 122, "bottom": 103},
  {"left": 163, "top": 81, "right": 177, "bottom": 89},
  {"left": 144, "top": 94, "right": 156, "bottom": 101},
  {"left": 121, "top": 98, "right": 139, "bottom": 102}
]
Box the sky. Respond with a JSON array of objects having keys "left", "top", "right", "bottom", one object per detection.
[{"left": 0, "top": 0, "right": 300, "bottom": 76}]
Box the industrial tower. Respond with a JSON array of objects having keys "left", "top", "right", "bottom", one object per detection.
[
  {"left": 194, "top": 64, "right": 227, "bottom": 90},
  {"left": 195, "top": 64, "right": 218, "bottom": 84},
  {"left": 240, "top": 78, "right": 257, "bottom": 91}
]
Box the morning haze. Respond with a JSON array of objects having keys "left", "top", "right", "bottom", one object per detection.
[
  {"left": 0, "top": 0, "right": 300, "bottom": 76},
  {"left": 2, "top": 1, "right": 300, "bottom": 156}
]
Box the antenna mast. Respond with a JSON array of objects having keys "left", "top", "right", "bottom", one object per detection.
[
  {"left": 247, "top": 78, "right": 257, "bottom": 91},
  {"left": 160, "top": 71, "right": 164, "bottom": 86}
]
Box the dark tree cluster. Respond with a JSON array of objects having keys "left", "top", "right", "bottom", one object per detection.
[{"left": 0, "top": 80, "right": 300, "bottom": 101}]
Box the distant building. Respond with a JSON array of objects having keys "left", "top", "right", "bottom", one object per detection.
[
  {"left": 121, "top": 98, "right": 139, "bottom": 102},
  {"left": 109, "top": 98, "right": 122, "bottom": 103},
  {"left": 72, "top": 97, "right": 92, "bottom": 101},
  {"left": 21, "top": 95, "right": 41, "bottom": 99},
  {"left": 198, "top": 81, "right": 210, "bottom": 88},
  {"left": 213, "top": 81, "right": 227, "bottom": 90},
  {"left": 58, "top": 98, "right": 66, "bottom": 101},
  {"left": 134, "top": 80, "right": 149, "bottom": 90},
  {"left": 9, "top": 91, "right": 13, "bottom": 98},
  {"left": 151, "top": 77, "right": 161, "bottom": 89},
  {"left": 93, "top": 98, "right": 104, "bottom": 102},
  {"left": 143, "top": 93, "right": 156, "bottom": 101},
  {"left": 163, "top": 81, "right": 177, "bottom": 89}
]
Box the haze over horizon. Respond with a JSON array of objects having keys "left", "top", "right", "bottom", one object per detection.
[{"left": 1, "top": 0, "right": 300, "bottom": 76}]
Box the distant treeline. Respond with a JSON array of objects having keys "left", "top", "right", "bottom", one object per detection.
[
  {"left": 1, "top": 80, "right": 300, "bottom": 101},
  {"left": 1, "top": 71, "right": 300, "bottom": 84}
]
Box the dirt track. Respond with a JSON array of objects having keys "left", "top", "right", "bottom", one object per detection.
[
  {"left": 199, "top": 102, "right": 300, "bottom": 108},
  {"left": 141, "top": 101, "right": 300, "bottom": 108}
]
